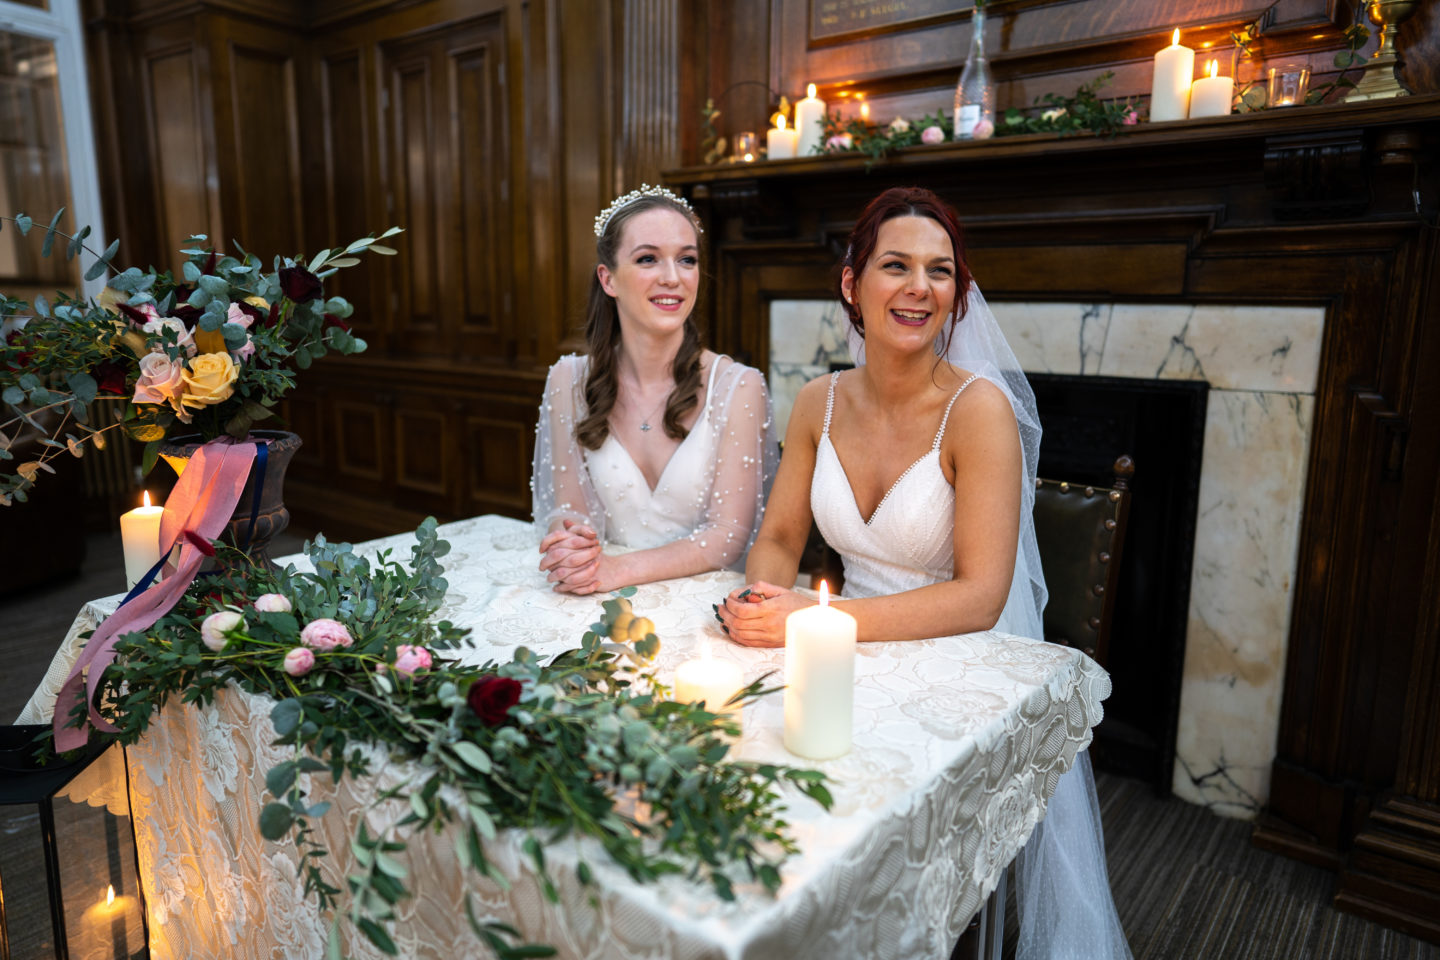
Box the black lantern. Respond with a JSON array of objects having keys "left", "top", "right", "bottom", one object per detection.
[{"left": 0, "top": 725, "right": 148, "bottom": 960}]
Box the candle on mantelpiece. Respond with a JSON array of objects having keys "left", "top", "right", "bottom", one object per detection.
[
  {"left": 783, "top": 581, "right": 857, "bottom": 760},
  {"left": 859, "top": 100, "right": 870, "bottom": 121},
  {"left": 674, "top": 648, "right": 744, "bottom": 731},
  {"left": 766, "top": 114, "right": 799, "bottom": 160},
  {"left": 794, "top": 83, "right": 827, "bottom": 158},
  {"left": 1150, "top": 28, "right": 1195, "bottom": 122},
  {"left": 120, "top": 491, "right": 164, "bottom": 589},
  {"left": 1189, "top": 59, "right": 1234, "bottom": 118}
]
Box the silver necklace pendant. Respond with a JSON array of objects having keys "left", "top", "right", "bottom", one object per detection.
[{"left": 640, "top": 422, "right": 653, "bottom": 432}]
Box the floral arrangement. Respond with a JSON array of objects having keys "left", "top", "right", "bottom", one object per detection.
[
  {"left": 817, "top": 72, "right": 1139, "bottom": 166},
  {"left": 55, "top": 519, "right": 831, "bottom": 958},
  {"left": 0, "top": 209, "right": 402, "bottom": 504}
]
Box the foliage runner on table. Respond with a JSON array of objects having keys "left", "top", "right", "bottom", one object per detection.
[{"left": 50, "top": 520, "right": 833, "bottom": 959}]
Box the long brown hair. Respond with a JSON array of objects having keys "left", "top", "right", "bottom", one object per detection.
[{"left": 575, "top": 195, "right": 706, "bottom": 451}]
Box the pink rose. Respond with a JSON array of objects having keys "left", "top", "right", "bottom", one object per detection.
[
  {"left": 389, "top": 645, "right": 433, "bottom": 677},
  {"left": 1122, "top": 108, "right": 1138, "bottom": 126},
  {"left": 283, "top": 647, "right": 315, "bottom": 677},
  {"left": 253, "top": 593, "right": 292, "bottom": 613},
  {"left": 141, "top": 317, "right": 196, "bottom": 357},
  {"left": 825, "top": 133, "right": 853, "bottom": 152},
  {"left": 226, "top": 302, "right": 254, "bottom": 330},
  {"left": 300, "top": 618, "right": 353, "bottom": 651},
  {"left": 232, "top": 336, "right": 256, "bottom": 362},
  {"left": 972, "top": 119, "right": 995, "bottom": 140},
  {"left": 200, "top": 610, "right": 245, "bottom": 651},
  {"left": 921, "top": 125, "right": 945, "bottom": 145},
  {"left": 132, "top": 352, "right": 185, "bottom": 407}
]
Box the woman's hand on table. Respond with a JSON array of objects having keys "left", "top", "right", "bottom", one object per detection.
[
  {"left": 718, "top": 581, "right": 811, "bottom": 647},
  {"left": 539, "top": 521, "right": 603, "bottom": 592}
]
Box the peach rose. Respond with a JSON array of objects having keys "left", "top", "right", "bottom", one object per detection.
[
  {"left": 181, "top": 352, "right": 238, "bottom": 408},
  {"left": 132, "top": 352, "right": 186, "bottom": 407}
]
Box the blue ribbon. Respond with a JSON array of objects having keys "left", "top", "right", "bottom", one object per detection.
[
  {"left": 238, "top": 441, "right": 268, "bottom": 554},
  {"left": 119, "top": 555, "right": 168, "bottom": 607}
]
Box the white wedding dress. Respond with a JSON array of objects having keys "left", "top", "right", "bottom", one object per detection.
[
  {"left": 532, "top": 353, "right": 777, "bottom": 569},
  {"left": 812, "top": 370, "right": 1133, "bottom": 960}
]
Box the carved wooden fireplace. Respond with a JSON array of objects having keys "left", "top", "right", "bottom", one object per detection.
[{"left": 665, "top": 96, "right": 1440, "bottom": 941}]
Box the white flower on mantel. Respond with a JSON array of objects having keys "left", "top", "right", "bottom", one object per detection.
[
  {"left": 1042, "top": 106, "right": 1068, "bottom": 122},
  {"left": 888, "top": 116, "right": 911, "bottom": 134}
]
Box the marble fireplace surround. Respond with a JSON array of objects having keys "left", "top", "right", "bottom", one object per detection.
[{"left": 768, "top": 300, "right": 1325, "bottom": 819}]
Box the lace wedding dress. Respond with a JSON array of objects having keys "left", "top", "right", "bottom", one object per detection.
[
  {"left": 532, "top": 354, "right": 777, "bottom": 569},
  {"left": 812, "top": 370, "right": 1133, "bottom": 960}
]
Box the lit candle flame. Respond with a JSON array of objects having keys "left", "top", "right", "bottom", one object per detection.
[
  {"left": 777, "top": 114, "right": 787, "bottom": 131},
  {"left": 819, "top": 580, "right": 830, "bottom": 607},
  {"left": 141, "top": 490, "right": 151, "bottom": 508},
  {"left": 1172, "top": 28, "right": 1180, "bottom": 46},
  {"left": 860, "top": 102, "right": 870, "bottom": 120},
  {"left": 1208, "top": 59, "right": 1218, "bottom": 79},
  {"left": 106, "top": 884, "right": 115, "bottom": 906},
  {"left": 807, "top": 82, "right": 817, "bottom": 99},
  {"left": 743, "top": 152, "right": 755, "bottom": 162}
]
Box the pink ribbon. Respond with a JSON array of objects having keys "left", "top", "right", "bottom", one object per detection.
[{"left": 52, "top": 441, "right": 258, "bottom": 752}]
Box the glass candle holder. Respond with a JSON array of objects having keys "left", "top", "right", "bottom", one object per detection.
[
  {"left": 1267, "top": 62, "right": 1311, "bottom": 107},
  {"left": 734, "top": 131, "right": 758, "bottom": 162}
]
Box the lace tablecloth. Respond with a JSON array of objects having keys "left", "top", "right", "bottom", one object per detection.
[{"left": 21, "top": 514, "right": 1111, "bottom": 960}]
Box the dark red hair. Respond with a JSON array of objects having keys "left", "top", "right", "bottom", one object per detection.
[{"left": 839, "top": 187, "right": 973, "bottom": 348}]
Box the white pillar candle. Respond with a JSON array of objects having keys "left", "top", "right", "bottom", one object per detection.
[
  {"left": 783, "top": 581, "right": 857, "bottom": 760},
  {"left": 766, "top": 114, "right": 799, "bottom": 160},
  {"left": 794, "top": 83, "right": 827, "bottom": 158},
  {"left": 675, "top": 652, "right": 744, "bottom": 729},
  {"left": 1189, "top": 59, "right": 1234, "bottom": 118},
  {"left": 1150, "top": 28, "right": 1194, "bottom": 122},
  {"left": 120, "top": 491, "right": 164, "bottom": 589}
]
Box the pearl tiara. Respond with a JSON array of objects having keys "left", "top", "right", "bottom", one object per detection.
[{"left": 593, "top": 184, "right": 701, "bottom": 238}]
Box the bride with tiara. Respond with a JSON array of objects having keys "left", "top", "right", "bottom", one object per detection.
[
  {"left": 531, "top": 185, "right": 777, "bottom": 594},
  {"left": 719, "top": 187, "right": 1132, "bottom": 959}
]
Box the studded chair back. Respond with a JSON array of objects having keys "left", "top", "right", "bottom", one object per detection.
[{"left": 1032, "top": 455, "right": 1133, "bottom": 666}]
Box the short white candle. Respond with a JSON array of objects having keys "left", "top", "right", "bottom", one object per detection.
[
  {"left": 766, "top": 114, "right": 799, "bottom": 160},
  {"left": 1189, "top": 59, "right": 1234, "bottom": 118},
  {"left": 794, "top": 83, "right": 827, "bottom": 158},
  {"left": 1150, "top": 28, "right": 1194, "bottom": 122},
  {"left": 120, "top": 491, "right": 164, "bottom": 589},
  {"left": 675, "top": 652, "right": 744, "bottom": 728},
  {"left": 783, "top": 581, "right": 857, "bottom": 760}
]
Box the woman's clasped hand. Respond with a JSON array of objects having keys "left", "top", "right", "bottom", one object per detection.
[{"left": 716, "top": 582, "right": 810, "bottom": 646}]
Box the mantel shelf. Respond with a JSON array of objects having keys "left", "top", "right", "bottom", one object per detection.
[{"left": 664, "top": 93, "right": 1440, "bottom": 186}]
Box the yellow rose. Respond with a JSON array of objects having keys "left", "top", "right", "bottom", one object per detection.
[
  {"left": 192, "top": 327, "right": 227, "bottom": 355},
  {"left": 97, "top": 286, "right": 128, "bottom": 314},
  {"left": 181, "top": 352, "right": 238, "bottom": 407},
  {"left": 244, "top": 295, "right": 270, "bottom": 310}
]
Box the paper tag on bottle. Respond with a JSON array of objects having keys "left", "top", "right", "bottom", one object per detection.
[{"left": 958, "top": 104, "right": 981, "bottom": 137}]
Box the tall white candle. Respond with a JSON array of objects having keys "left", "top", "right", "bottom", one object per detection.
[
  {"left": 766, "top": 114, "right": 799, "bottom": 160},
  {"left": 1189, "top": 59, "right": 1234, "bottom": 118},
  {"left": 120, "top": 491, "right": 164, "bottom": 589},
  {"left": 1150, "top": 28, "right": 1194, "bottom": 122},
  {"left": 674, "top": 651, "right": 745, "bottom": 729},
  {"left": 783, "top": 581, "right": 857, "bottom": 760},
  {"left": 794, "top": 83, "right": 827, "bottom": 158}
]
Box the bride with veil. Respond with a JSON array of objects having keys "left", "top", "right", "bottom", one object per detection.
[{"left": 719, "top": 187, "right": 1132, "bottom": 959}]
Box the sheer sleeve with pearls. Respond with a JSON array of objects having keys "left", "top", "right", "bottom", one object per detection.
[
  {"left": 684, "top": 357, "right": 778, "bottom": 570},
  {"left": 531, "top": 355, "right": 606, "bottom": 540}
]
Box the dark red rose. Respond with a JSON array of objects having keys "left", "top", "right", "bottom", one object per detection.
[
  {"left": 322, "top": 312, "right": 350, "bottom": 333},
  {"left": 278, "top": 266, "right": 323, "bottom": 303},
  {"left": 238, "top": 301, "right": 267, "bottom": 327},
  {"left": 91, "top": 359, "right": 129, "bottom": 396},
  {"left": 169, "top": 304, "right": 203, "bottom": 325},
  {"left": 467, "top": 675, "right": 522, "bottom": 726},
  {"left": 201, "top": 250, "right": 217, "bottom": 275}
]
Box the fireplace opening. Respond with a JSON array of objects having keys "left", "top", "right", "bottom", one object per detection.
[{"left": 1029, "top": 374, "right": 1208, "bottom": 794}]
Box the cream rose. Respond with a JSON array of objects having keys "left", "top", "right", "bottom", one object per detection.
[
  {"left": 181, "top": 352, "right": 239, "bottom": 407},
  {"left": 132, "top": 353, "right": 186, "bottom": 407},
  {"left": 142, "top": 317, "right": 196, "bottom": 357}
]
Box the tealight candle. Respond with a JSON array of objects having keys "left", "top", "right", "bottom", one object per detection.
[
  {"left": 675, "top": 650, "right": 744, "bottom": 729},
  {"left": 1150, "top": 28, "right": 1194, "bottom": 122},
  {"left": 120, "top": 491, "right": 164, "bottom": 589},
  {"left": 783, "top": 581, "right": 857, "bottom": 760},
  {"left": 859, "top": 101, "right": 870, "bottom": 121},
  {"left": 766, "top": 114, "right": 799, "bottom": 160},
  {"left": 794, "top": 83, "right": 827, "bottom": 158},
  {"left": 1189, "top": 60, "right": 1234, "bottom": 118}
]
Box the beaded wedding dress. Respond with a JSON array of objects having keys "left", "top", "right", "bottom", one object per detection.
[
  {"left": 826, "top": 297, "right": 1134, "bottom": 960},
  {"left": 532, "top": 353, "right": 777, "bottom": 569}
]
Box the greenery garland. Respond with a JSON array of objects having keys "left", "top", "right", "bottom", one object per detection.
[{"left": 53, "top": 520, "right": 832, "bottom": 959}]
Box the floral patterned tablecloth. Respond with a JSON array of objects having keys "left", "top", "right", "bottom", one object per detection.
[{"left": 20, "top": 514, "right": 1111, "bottom": 960}]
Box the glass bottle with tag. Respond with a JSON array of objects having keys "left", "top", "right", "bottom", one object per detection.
[{"left": 953, "top": 5, "right": 993, "bottom": 140}]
